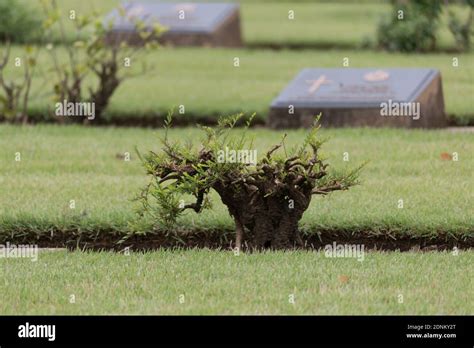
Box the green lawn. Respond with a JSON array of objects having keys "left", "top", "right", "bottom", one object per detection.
[
  {"left": 4, "top": 46, "right": 474, "bottom": 125},
  {"left": 4, "top": 1, "right": 473, "bottom": 125},
  {"left": 2, "top": 1, "right": 472, "bottom": 317},
  {"left": 42, "top": 0, "right": 472, "bottom": 50},
  {"left": 0, "top": 249, "right": 472, "bottom": 314},
  {"left": 51, "top": 0, "right": 386, "bottom": 47},
  {"left": 0, "top": 125, "right": 472, "bottom": 244}
]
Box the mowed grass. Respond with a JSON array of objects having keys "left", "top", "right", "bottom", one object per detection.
[
  {"left": 4, "top": 46, "right": 474, "bottom": 125},
  {"left": 50, "top": 0, "right": 386, "bottom": 47},
  {"left": 42, "top": 0, "right": 472, "bottom": 50},
  {"left": 0, "top": 125, "right": 472, "bottom": 242},
  {"left": 0, "top": 249, "right": 472, "bottom": 314}
]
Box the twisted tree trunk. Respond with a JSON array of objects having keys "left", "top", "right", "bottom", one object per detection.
[{"left": 214, "top": 174, "right": 312, "bottom": 249}]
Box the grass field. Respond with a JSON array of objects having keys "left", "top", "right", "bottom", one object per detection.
[
  {"left": 0, "top": 249, "right": 472, "bottom": 314},
  {"left": 41, "top": 0, "right": 473, "bottom": 50},
  {"left": 3, "top": 1, "right": 472, "bottom": 125},
  {"left": 2, "top": 1, "right": 473, "bottom": 317},
  {"left": 49, "top": 0, "right": 386, "bottom": 47},
  {"left": 5, "top": 46, "right": 474, "bottom": 125},
  {"left": 0, "top": 125, "right": 472, "bottom": 244}
]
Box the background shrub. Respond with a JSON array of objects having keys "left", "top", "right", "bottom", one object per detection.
[
  {"left": 0, "top": 0, "right": 42, "bottom": 43},
  {"left": 377, "top": 0, "right": 443, "bottom": 52},
  {"left": 448, "top": 0, "right": 474, "bottom": 51}
]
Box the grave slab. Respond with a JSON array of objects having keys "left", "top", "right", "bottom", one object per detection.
[
  {"left": 268, "top": 68, "right": 446, "bottom": 128},
  {"left": 105, "top": 2, "right": 242, "bottom": 47}
]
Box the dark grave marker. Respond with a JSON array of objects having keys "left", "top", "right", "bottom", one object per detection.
[
  {"left": 106, "top": 2, "right": 242, "bottom": 47},
  {"left": 268, "top": 68, "right": 446, "bottom": 128}
]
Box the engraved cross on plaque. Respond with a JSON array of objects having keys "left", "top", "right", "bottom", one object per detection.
[{"left": 305, "top": 75, "right": 332, "bottom": 95}]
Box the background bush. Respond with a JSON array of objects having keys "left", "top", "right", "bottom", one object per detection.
[
  {"left": 377, "top": 0, "right": 443, "bottom": 52},
  {"left": 448, "top": 0, "right": 474, "bottom": 51},
  {"left": 378, "top": 15, "right": 437, "bottom": 52},
  {"left": 0, "top": 0, "right": 42, "bottom": 43}
]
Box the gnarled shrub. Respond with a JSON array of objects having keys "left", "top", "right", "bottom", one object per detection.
[{"left": 137, "top": 114, "right": 362, "bottom": 250}]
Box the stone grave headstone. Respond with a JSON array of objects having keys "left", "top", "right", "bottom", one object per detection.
[
  {"left": 105, "top": 2, "right": 242, "bottom": 47},
  {"left": 268, "top": 68, "right": 446, "bottom": 128}
]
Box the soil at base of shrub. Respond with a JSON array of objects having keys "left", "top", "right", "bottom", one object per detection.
[{"left": 4, "top": 229, "right": 472, "bottom": 252}]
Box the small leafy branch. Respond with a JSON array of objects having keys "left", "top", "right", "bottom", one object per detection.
[
  {"left": 137, "top": 114, "right": 363, "bottom": 250},
  {"left": 41, "top": 0, "right": 166, "bottom": 121},
  {"left": 0, "top": 43, "right": 38, "bottom": 123}
]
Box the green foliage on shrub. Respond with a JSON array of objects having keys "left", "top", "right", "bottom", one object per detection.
[{"left": 0, "top": 0, "right": 42, "bottom": 43}]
